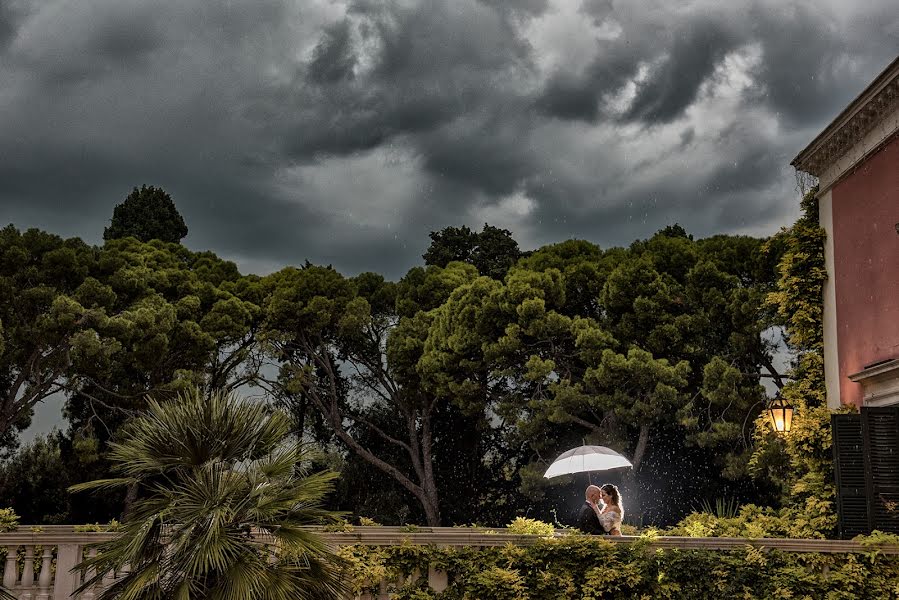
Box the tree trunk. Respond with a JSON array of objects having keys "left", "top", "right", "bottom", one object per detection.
[
  {"left": 293, "top": 393, "right": 307, "bottom": 440},
  {"left": 291, "top": 341, "right": 443, "bottom": 526},
  {"left": 122, "top": 482, "right": 139, "bottom": 519},
  {"left": 420, "top": 413, "right": 441, "bottom": 526},
  {"left": 422, "top": 491, "right": 440, "bottom": 527},
  {"left": 632, "top": 424, "right": 650, "bottom": 471},
  {"left": 330, "top": 425, "right": 442, "bottom": 526}
]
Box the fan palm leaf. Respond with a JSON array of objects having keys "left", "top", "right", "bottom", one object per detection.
[{"left": 70, "top": 387, "right": 346, "bottom": 600}]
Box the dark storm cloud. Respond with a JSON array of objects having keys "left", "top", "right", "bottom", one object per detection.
[
  {"left": 417, "top": 110, "right": 538, "bottom": 195},
  {"left": 538, "top": 1, "right": 896, "bottom": 127},
  {"left": 536, "top": 73, "right": 601, "bottom": 122},
  {"left": 522, "top": 138, "right": 792, "bottom": 249},
  {"left": 534, "top": 13, "right": 739, "bottom": 125},
  {"left": 307, "top": 19, "right": 356, "bottom": 83},
  {"left": 623, "top": 22, "right": 737, "bottom": 124},
  {"left": 0, "top": 0, "right": 895, "bottom": 279},
  {"left": 0, "top": 4, "right": 16, "bottom": 49},
  {"left": 280, "top": 0, "right": 540, "bottom": 191},
  {"left": 746, "top": 2, "right": 899, "bottom": 126}
]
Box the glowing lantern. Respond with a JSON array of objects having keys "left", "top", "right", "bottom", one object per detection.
[{"left": 767, "top": 396, "right": 794, "bottom": 434}]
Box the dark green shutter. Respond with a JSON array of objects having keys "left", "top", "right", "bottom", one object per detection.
[
  {"left": 862, "top": 407, "right": 899, "bottom": 533},
  {"left": 832, "top": 413, "right": 869, "bottom": 538}
]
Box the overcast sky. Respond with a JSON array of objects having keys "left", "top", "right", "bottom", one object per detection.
[{"left": 1, "top": 0, "right": 897, "bottom": 280}]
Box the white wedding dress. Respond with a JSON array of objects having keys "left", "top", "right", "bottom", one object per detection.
[{"left": 598, "top": 508, "right": 622, "bottom": 533}]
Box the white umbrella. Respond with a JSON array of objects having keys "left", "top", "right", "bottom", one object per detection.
[{"left": 543, "top": 445, "right": 632, "bottom": 479}]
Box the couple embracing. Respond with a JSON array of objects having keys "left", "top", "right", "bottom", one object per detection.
[{"left": 577, "top": 484, "right": 623, "bottom": 535}]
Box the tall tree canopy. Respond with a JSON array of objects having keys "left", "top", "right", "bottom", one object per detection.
[
  {"left": 423, "top": 224, "right": 521, "bottom": 279},
  {"left": 103, "top": 185, "right": 188, "bottom": 244},
  {"left": 62, "top": 238, "right": 265, "bottom": 516},
  {"left": 0, "top": 214, "right": 790, "bottom": 528},
  {"left": 262, "top": 264, "right": 451, "bottom": 525},
  {"left": 418, "top": 227, "right": 785, "bottom": 521},
  {"left": 0, "top": 225, "right": 96, "bottom": 452}
]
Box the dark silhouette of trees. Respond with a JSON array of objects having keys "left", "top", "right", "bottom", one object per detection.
[
  {"left": 423, "top": 223, "right": 521, "bottom": 279},
  {"left": 103, "top": 185, "right": 188, "bottom": 244}
]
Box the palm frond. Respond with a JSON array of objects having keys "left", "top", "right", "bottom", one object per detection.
[
  {"left": 68, "top": 477, "right": 137, "bottom": 493},
  {"left": 75, "top": 386, "right": 345, "bottom": 600}
]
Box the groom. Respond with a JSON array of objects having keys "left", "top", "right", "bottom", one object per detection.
[{"left": 576, "top": 485, "right": 602, "bottom": 534}]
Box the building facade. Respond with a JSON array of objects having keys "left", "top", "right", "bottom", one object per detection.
[
  {"left": 792, "top": 57, "right": 899, "bottom": 411},
  {"left": 793, "top": 56, "right": 899, "bottom": 538}
]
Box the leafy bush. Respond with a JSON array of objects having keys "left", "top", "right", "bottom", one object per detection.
[
  {"left": 750, "top": 188, "right": 837, "bottom": 539},
  {"left": 323, "top": 518, "right": 355, "bottom": 532},
  {"left": 0, "top": 508, "right": 19, "bottom": 532},
  {"left": 669, "top": 498, "right": 836, "bottom": 539},
  {"left": 506, "top": 517, "right": 555, "bottom": 536},
  {"left": 466, "top": 567, "right": 529, "bottom": 600},
  {"left": 73, "top": 520, "right": 120, "bottom": 533},
  {"left": 856, "top": 530, "right": 899, "bottom": 548},
  {"left": 338, "top": 538, "right": 899, "bottom": 599}
]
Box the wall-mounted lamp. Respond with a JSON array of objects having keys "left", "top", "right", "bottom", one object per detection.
[{"left": 767, "top": 396, "right": 794, "bottom": 434}]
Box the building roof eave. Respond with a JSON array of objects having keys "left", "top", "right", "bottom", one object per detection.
[{"left": 791, "top": 56, "right": 899, "bottom": 177}]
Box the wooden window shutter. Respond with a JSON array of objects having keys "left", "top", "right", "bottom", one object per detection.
[
  {"left": 861, "top": 407, "right": 899, "bottom": 533},
  {"left": 832, "top": 413, "right": 869, "bottom": 538}
]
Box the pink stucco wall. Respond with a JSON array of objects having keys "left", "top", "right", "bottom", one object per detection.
[{"left": 831, "top": 134, "right": 899, "bottom": 408}]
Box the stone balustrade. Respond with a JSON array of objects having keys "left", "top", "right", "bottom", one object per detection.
[
  {"left": 1, "top": 526, "right": 896, "bottom": 599},
  {"left": 0, "top": 526, "right": 118, "bottom": 600}
]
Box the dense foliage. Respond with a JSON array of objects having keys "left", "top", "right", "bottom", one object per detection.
[
  {"left": 103, "top": 185, "right": 189, "bottom": 243},
  {"left": 422, "top": 223, "right": 521, "bottom": 279},
  {"left": 0, "top": 225, "right": 95, "bottom": 448},
  {"left": 0, "top": 434, "right": 76, "bottom": 523},
  {"left": 1, "top": 185, "right": 817, "bottom": 529},
  {"left": 748, "top": 187, "right": 836, "bottom": 536},
  {"left": 338, "top": 534, "right": 899, "bottom": 599}
]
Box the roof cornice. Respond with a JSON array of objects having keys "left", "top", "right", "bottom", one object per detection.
[{"left": 792, "top": 56, "right": 899, "bottom": 177}]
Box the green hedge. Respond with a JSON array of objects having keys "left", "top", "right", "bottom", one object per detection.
[{"left": 339, "top": 536, "right": 899, "bottom": 599}]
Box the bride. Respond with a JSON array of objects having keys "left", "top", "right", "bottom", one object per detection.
[{"left": 594, "top": 483, "right": 623, "bottom": 536}]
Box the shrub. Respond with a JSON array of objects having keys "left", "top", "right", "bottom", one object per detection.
[
  {"left": 667, "top": 500, "right": 835, "bottom": 539},
  {"left": 0, "top": 508, "right": 19, "bottom": 532},
  {"left": 338, "top": 538, "right": 899, "bottom": 599},
  {"left": 506, "top": 517, "right": 555, "bottom": 536},
  {"left": 72, "top": 520, "right": 120, "bottom": 533}
]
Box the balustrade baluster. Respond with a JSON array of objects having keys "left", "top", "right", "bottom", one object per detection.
[
  {"left": 53, "top": 543, "right": 81, "bottom": 600},
  {"left": 2, "top": 545, "right": 17, "bottom": 590},
  {"left": 20, "top": 545, "right": 35, "bottom": 600},
  {"left": 101, "top": 562, "right": 115, "bottom": 592},
  {"left": 81, "top": 548, "right": 99, "bottom": 600},
  {"left": 35, "top": 547, "right": 52, "bottom": 600},
  {"left": 427, "top": 565, "right": 448, "bottom": 593}
]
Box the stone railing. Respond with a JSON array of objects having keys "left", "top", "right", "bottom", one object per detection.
[
  {"left": 1, "top": 526, "right": 118, "bottom": 600},
  {"left": 2, "top": 526, "right": 897, "bottom": 599}
]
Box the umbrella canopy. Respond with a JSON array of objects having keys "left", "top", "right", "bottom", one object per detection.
[{"left": 543, "top": 445, "right": 632, "bottom": 478}]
